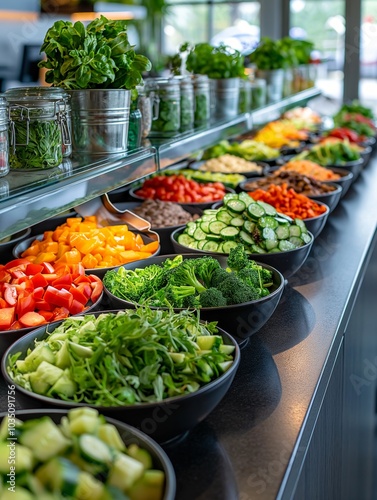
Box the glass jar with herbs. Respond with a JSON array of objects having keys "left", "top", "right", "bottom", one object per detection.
[
  {"left": 137, "top": 83, "right": 154, "bottom": 139},
  {"left": 0, "top": 95, "right": 9, "bottom": 177},
  {"left": 174, "top": 76, "right": 194, "bottom": 132},
  {"left": 146, "top": 78, "right": 180, "bottom": 137},
  {"left": 127, "top": 96, "right": 142, "bottom": 151},
  {"left": 192, "top": 74, "right": 210, "bottom": 127},
  {"left": 5, "top": 87, "right": 71, "bottom": 170},
  {"left": 238, "top": 78, "right": 252, "bottom": 114},
  {"left": 250, "top": 79, "right": 267, "bottom": 109}
]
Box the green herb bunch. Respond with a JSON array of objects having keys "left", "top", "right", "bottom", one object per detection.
[
  {"left": 39, "top": 15, "right": 152, "bottom": 90},
  {"left": 185, "top": 43, "right": 245, "bottom": 79},
  {"left": 248, "top": 37, "right": 314, "bottom": 70}
]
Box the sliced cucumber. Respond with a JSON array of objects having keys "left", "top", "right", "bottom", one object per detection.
[
  {"left": 203, "top": 209, "right": 218, "bottom": 215},
  {"left": 243, "top": 220, "right": 255, "bottom": 233},
  {"left": 239, "top": 230, "right": 255, "bottom": 246},
  {"left": 247, "top": 203, "right": 265, "bottom": 219},
  {"left": 289, "top": 236, "right": 304, "bottom": 247},
  {"left": 35, "top": 457, "right": 80, "bottom": 497},
  {"left": 197, "top": 240, "right": 207, "bottom": 250},
  {"left": 207, "top": 233, "right": 223, "bottom": 241},
  {"left": 279, "top": 240, "right": 296, "bottom": 251},
  {"left": 186, "top": 222, "right": 197, "bottom": 236},
  {"left": 202, "top": 241, "right": 221, "bottom": 252},
  {"left": 256, "top": 201, "right": 276, "bottom": 216},
  {"left": 275, "top": 225, "right": 290, "bottom": 240},
  {"left": 78, "top": 434, "right": 113, "bottom": 465},
  {"left": 216, "top": 210, "right": 233, "bottom": 224},
  {"left": 258, "top": 216, "right": 278, "bottom": 230},
  {"left": 193, "top": 227, "right": 208, "bottom": 241},
  {"left": 301, "top": 232, "right": 312, "bottom": 244},
  {"left": 230, "top": 217, "right": 244, "bottom": 227},
  {"left": 294, "top": 218, "right": 308, "bottom": 233},
  {"left": 238, "top": 191, "right": 254, "bottom": 206},
  {"left": 178, "top": 234, "right": 194, "bottom": 247},
  {"left": 289, "top": 225, "right": 301, "bottom": 237},
  {"left": 188, "top": 240, "right": 199, "bottom": 249},
  {"left": 220, "top": 226, "right": 239, "bottom": 240},
  {"left": 200, "top": 221, "right": 211, "bottom": 233},
  {"left": 276, "top": 212, "right": 293, "bottom": 223},
  {"left": 208, "top": 220, "right": 227, "bottom": 235},
  {"left": 262, "top": 227, "right": 277, "bottom": 241},
  {"left": 265, "top": 238, "right": 279, "bottom": 251},
  {"left": 222, "top": 241, "right": 238, "bottom": 253},
  {"left": 223, "top": 193, "right": 238, "bottom": 204},
  {"left": 251, "top": 244, "right": 267, "bottom": 254},
  {"left": 226, "top": 199, "right": 246, "bottom": 214}
]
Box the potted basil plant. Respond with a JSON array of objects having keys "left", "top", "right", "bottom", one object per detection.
[
  {"left": 184, "top": 43, "right": 246, "bottom": 121},
  {"left": 39, "top": 16, "right": 152, "bottom": 154}
]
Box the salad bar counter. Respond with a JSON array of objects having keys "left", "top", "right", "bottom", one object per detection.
[{"left": 0, "top": 94, "right": 376, "bottom": 500}]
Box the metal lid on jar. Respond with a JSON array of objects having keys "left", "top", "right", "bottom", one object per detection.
[
  {"left": 5, "top": 86, "right": 70, "bottom": 105},
  {"left": 144, "top": 77, "right": 180, "bottom": 92}
]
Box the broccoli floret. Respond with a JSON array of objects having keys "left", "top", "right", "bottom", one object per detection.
[
  {"left": 227, "top": 244, "right": 250, "bottom": 272},
  {"left": 218, "top": 274, "right": 260, "bottom": 305},
  {"left": 210, "top": 267, "right": 231, "bottom": 288},
  {"left": 166, "top": 285, "right": 196, "bottom": 308},
  {"left": 200, "top": 288, "right": 227, "bottom": 308},
  {"left": 237, "top": 267, "right": 261, "bottom": 289},
  {"left": 167, "top": 260, "right": 206, "bottom": 293},
  {"left": 182, "top": 294, "right": 201, "bottom": 309},
  {"left": 194, "top": 256, "right": 221, "bottom": 287}
]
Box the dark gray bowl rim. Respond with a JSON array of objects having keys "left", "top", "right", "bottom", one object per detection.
[
  {"left": 128, "top": 186, "right": 235, "bottom": 207},
  {"left": 0, "top": 408, "right": 176, "bottom": 500},
  {"left": 0, "top": 227, "right": 31, "bottom": 246},
  {"left": 1, "top": 312, "right": 241, "bottom": 410},
  {"left": 12, "top": 233, "right": 160, "bottom": 275},
  {"left": 103, "top": 253, "right": 285, "bottom": 312},
  {"left": 170, "top": 226, "right": 314, "bottom": 257},
  {"left": 321, "top": 167, "right": 354, "bottom": 182}
]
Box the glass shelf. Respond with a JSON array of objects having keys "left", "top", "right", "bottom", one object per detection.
[
  {"left": 0, "top": 147, "right": 157, "bottom": 239},
  {"left": 0, "top": 88, "right": 321, "bottom": 239}
]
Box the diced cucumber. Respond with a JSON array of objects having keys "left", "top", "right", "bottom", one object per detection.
[
  {"left": 98, "top": 424, "right": 126, "bottom": 452},
  {"left": 0, "top": 442, "right": 33, "bottom": 474},
  {"left": 289, "top": 225, "right": 302, "bottom": 237},
  {"left": 20, "top": 417, "right": 70, "bottom": 462},
  {"left": 218, "top": 361, "right": 234, "bottom": 373},
  {"left": 289, "top": 236, "right": 304, "bottom": 247},
  {"left": 256, "top": 201, "right": 277, "bottom": 216},
  {"left": 108, "top": 453, "right": 145, "bottom": 491},
  {"left": 193, "top": 227, "right": 208, "bottom": 241},
  {"left": 76, "top": 471, "right": 105, "bottom": 500},
  {"left": 1, "top": 487, "right": 34, "bottom": 500},
  {"left": 230, "top": 217, "right": 244, "bottom": 227},
  {"left": 101, "top": 486, "right": 129, "bottom": 500},
  {"left": 177, "top": 234, "right": 194, "bottom": 247},
  {"left": 68, "top": 342, "right": 93, "bottom": 359},
  {"left": 258, "top": 216, "right": 278, "bottom": 230},
  {"left": 208, "top": 221, "right": 227, "bottom": 235},
  {"left": 279, "top": 240, "right": 296, "bottom": 251},
  {"left": 294, "top": 218, "right": 308, "bottom": 233},
  {"left": 68, "top": 408, "right": 99, "bottom": 421},
  {"left": 216, "top": 210, "right": 233, "bottom": 224},
  {"left": 239, "top": 230, "right": 254, "bottom": 246},
  {"left": 78, "top": 434, "right": 113, "bottom": 465},
  {"left": 35, "top": 457, "right": 80, "bottom": 497},
  {"left": 222, "top": 241, "right": 238, "bottom": 253},
  {"left": 55, "top": 340, "right": 71, "bottom": 369},
  {"left": 203, "top": 241, "right": 221, "bottom": 252},
  {"left": 35, "top": 361, "right": 64, "bottom": 386},
  {"left": 23, "top": 344, "right": 55, "bottom": 372},
  {"left": 219, "top": 344, "right": 235, "bottom": 355},
  {"left": 243, "top": 220, "right": 255, "bottom": 233},
  {"left": 30, "top": 371, "right": 51, "bottom": 395},
  {"left": 197, "top": 336, "right": 222, "bottom": 350},
  {"left": 0, "top": 416, "right": 22, "bottom": 440},
  {"left": 226, "top": 199, "right": 246, "bottom": 214},
  {"left": 128, "top": 444, "right": 153, "bottom": 470},
  {"left": 128, "top": 470, "right": 165, "bottom": 500},
  {"left": 220, "top": 226, "right": 239, "bottom": 240},
  {"left": 69, "top": 415, "right": 100, "bottom": 436},
  {"left": 275, "top": 225, "right": 290, "bottom": 240},
  {"left": 247, "top": 203, "right": 265, "bottom": 219},
  {"left": 49, "top": 369, "right": 77, "bottom": 398},
  {"left": 168, "top": 352, "right": 186, "bottom": 363},
  {"left": 15, "top": 359, "right": 30, "bottom": 374}
]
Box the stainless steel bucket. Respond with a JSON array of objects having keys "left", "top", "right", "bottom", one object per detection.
[
  {"left": 256, "top": 69, "right": 284, "bottom": 103},
  {"left": 68, "top": 89, "right": 131, "bottom": 154},
  {"left": 210, "top": 78, "right": 240, "bottom": 121}
]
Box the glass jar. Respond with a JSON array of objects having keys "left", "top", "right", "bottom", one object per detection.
[
  {"left": 250, "top": 78, "right": 267, "bottom": 109},
  {"left": 192, "top": 74, "right": 210, "bottom": 127},
  {"left": 0, "top": 95, "right": 9, "bottom": 177},
  {"left": 238, "top": 78, "right": 252, "bottom": 114},
  {"left": 137, "top": 84, "right": 154, "bottom": 139},
  {"left": 146, "top": 78, "right": 180, "bottom": 137},
  {"left": 5, "top": 87, "right": 71, "bottom": 170},
  {"left": 174, "top": 76, "right": 194, "bottom": 132},
  {"left": 127, "top": 98, "right": 142, "bottom": 151}
]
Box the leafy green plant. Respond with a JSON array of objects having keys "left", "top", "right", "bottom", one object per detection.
[
  {"left": 39, "top": 15, "right": 151, "bottom": 90},
  {"left": 248, "top": 37, "right": 314, "bottom": 70},
  {"left": 184, "top": 43, "right": 245, "bottom": 79}
]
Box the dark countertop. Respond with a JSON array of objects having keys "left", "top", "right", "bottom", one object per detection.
[{"left": 1, "top": 152, "right": 377, "bottom": 499}]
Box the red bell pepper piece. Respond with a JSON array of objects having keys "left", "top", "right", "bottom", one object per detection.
[
  {"left": 44, "top": 286, "right": 73, "bottom": 309},
  {"left": 0, "top": 307, "right": 15, "bottom": 330},
  {"left": 19, "top": 311, "right": 46, "bottom": 328}
]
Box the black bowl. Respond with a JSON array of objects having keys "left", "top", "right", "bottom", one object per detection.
[
  {"left": 128, "top": 186, "right": 235, "bottom": 211},
  {"left": 0, "top": 227, "right": 31, "bottom": 264},
  {"left": 359, "top": 145, "right": 372, "bottom": 167},
  {"left": 2, "top": 311, "right": 240, "bottom": 444},
  {"left": 324, "top": 167, "right": 354, "bottom": 198},
  {"left": 103, "top": 254, "right": 285, "bottom": 342},
  {"left": 0, "top": 409, "right": 176, "bottom": 500},
  {"left": 170, "top": 227, "right": 314, "bottom": 280},
  {"left": 0, "top": 288, "right": 103, "bottom": 355},
  {"left": 30, "top": 211, "right": 78, "bottom": 236},
  {"left": 308, "top": 182, "right": 342, "bottom": 213},
  {"left": 323, "top": 157, "right": 364, "bottom": 181},
  {"left": 113, "top": 201, "right": 203, "bottom": 255},
  {"left": 190, "top": 160, "right": 270, "bottom": 179},
  {"left": 12, "top": 232, "right": 160, "bottom": 279},
  {"left": 359, "top": 136, "right": 376, "bottom": 150}
]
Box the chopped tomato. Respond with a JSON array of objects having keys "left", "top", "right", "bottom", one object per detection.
[{"left": 17, "top": 295, "right": 36, "bottom": 318}]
